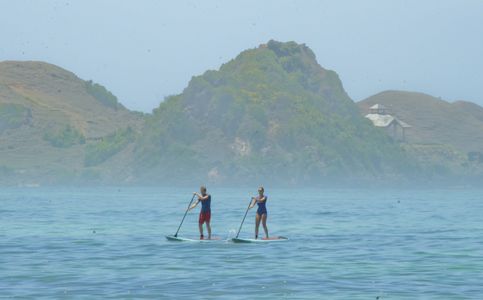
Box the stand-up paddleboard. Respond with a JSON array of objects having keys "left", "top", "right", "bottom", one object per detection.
[
  {"left": 231, "top": 236, "right": 288, "bottom": 243},
  {"left": 166, "top": 235, "right": 223, "bottom": 242}
]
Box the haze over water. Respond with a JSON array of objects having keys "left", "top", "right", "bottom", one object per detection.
[{"left": 2, "top": 187, "right": 482, "bottom": 299}]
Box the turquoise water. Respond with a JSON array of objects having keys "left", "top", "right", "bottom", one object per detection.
[{"left": 1, "top": 187, "right": 483, "bottom": 299}]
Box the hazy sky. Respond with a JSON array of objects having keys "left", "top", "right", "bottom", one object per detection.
[{"left": 1, "top": 0, "right": 482, "bottom": 112}]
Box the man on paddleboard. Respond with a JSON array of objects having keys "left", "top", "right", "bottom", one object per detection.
[
  {"left": 249, "top": 186, "right": 268, "bottom": 239},
  {"left": 189, "top": 186, "right": 212, "bottom": 240}
]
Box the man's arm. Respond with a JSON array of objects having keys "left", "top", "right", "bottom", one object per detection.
[
  {"left": 189, "top": 197, "right": 200, "bottom": 210},
  {"left": 195, "top": 193, "right": 210, "bottom": 201}
]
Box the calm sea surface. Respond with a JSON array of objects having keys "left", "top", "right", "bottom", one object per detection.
[{"left": 1, "top": 187, "right": 482, "bottom": 299}]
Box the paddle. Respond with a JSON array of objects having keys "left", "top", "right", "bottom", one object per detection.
[
  {"left": 174, "top": 194, "right": 196, "bottom": 237},
  {"left": 235, "top": 198, "right": 253, "bottom": 238}
]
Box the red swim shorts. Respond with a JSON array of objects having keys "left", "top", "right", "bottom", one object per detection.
[{"left": 199, "top": 211, "right": 211, "bottom": 224}]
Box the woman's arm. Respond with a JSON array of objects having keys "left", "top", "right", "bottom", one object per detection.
[{"left": 248, "top": 197, "right": 257, "bottom": 209}]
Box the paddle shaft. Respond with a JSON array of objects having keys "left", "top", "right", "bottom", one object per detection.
[
  {"left": 236, "top": 199, "right": 252, "bottom": 238},
  {"left": 174, "top": 194, "right": 196, "bottom": 237}
]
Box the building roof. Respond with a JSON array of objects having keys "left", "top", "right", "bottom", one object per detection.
[
  {"left": 396, "top": 119, "right": 411, "bottom": 128},
  {"left": 370, "top": 104, "right": 387, "bottom": 110},
  {"left": 365, "top": 113, "right": 394, "bottom": 127},
  {"left": 365, "top": 114, "right": 411, "bottom": 128}
]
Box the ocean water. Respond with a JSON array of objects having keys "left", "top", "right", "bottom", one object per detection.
[{"left": 1, "top": 187, "right": 482, "bottom": 299}]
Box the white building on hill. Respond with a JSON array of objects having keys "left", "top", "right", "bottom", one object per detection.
[{"left": 365, "top": 104, "right": 411, "bottom": 142}]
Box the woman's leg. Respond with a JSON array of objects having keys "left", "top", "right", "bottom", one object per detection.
[
  {"left": 261, "top": 213, "right": 269, "bottom": 239},
  {"left": 255, "top": 213, "right": 261, "bottom": 239}
]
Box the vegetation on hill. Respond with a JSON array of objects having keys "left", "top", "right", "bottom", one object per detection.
[
  {"left": 0, "top": 103, "right": 30, "bottom": 132},
  {"left": 135, "top": 41, "right": 415, "bottom": 185},
  {"left": 0, "top": 61, "right": 141, "bottom": 185},
  {"left": 1, "top": 45, "right": 482, "bottom": 186},
  {"left": 85, "top": 80, "right": 120, "bottom": 109},
  {"left": 43, "top": 125, "right": 86, "bottom": 148},
  {"left": 84, "top": 127, "right": 136, "bottom": 166}
]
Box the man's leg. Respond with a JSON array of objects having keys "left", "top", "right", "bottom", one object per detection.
[
  {"left": 206, "top": 220, "right": 211, "bottom": 239},
  {"left": 199, "top": 222, "right": 204, "bottom": 239}
]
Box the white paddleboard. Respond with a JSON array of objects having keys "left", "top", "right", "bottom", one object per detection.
[
  {"left": 166, "top": 235, "right": 223, "bottom": 242},
  {"left": 231, "top": 236, "right": 288, "bottom": 243}
]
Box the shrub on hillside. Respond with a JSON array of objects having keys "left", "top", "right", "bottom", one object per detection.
[
  {"left": 0, "top": 103, "right": 30, "bottom": 131},
  {"left": 85, "top": 80, "right": 119, "bottom": 109},
  {"left": 84, "top": 127, "right": 135, "bottom": 166},
  {"left": 43, "top": 125, "right": 86, "bottom": 148}
]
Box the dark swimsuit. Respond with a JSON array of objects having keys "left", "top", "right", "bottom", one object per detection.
[{"left": 256, "top": 195, "right": 267, "bottom": 215}]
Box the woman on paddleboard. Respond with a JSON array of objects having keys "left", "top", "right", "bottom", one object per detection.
[
  {"left": 249, "top": 186, "right": 268, "bottom": 239},
  {"left": 189, "top": 186, "right": 212, "bottom": 240}
]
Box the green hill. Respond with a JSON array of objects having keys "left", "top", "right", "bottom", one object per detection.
[
  {"left": 4, "top": 45, "right": 481, "bottom": 186},
  {"left": 0, "top": 61, "right": 142, "bottom": 185},
  {"left": 134, "top": 41, "right": 415, "bottom": 185}
]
